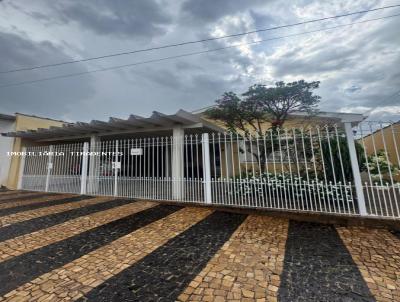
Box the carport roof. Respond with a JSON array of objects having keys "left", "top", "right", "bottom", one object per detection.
[{"left": 2, "top": 110, "right": 225, "bottom": 142}]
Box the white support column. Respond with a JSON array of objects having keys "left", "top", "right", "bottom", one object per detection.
[
  {"left": 172, "top": 127, "right": 184, "bottom": 200},
  {"left": 87, "top": 135, "right": 100, "bottom": 195},
  {"left": 80, "top": 142, "right": 89, "bottom": 195},
  {"left": 202, "top": 133, "right": 212, "bottom": 204},
  {"left": 344, "top": 122, "right": 367, "bottom": 216},
  {"left": 45, "top": 145, "right": 54, "bottom": 192},
  {"left": 17, "top": 147, "right": 27, "bottom": 190},
  {"left": 113, "top": 140, "right": 119, "bottom": 197}
]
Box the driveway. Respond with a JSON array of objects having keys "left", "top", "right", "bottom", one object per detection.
[{"left": 0, "top": 191, "right": 399, "bottom": 301}]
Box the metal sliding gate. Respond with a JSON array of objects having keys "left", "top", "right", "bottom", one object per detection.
[
  {"left": 19, "top": 143, "right": 84, "bottom": 194},
  {"left": 19, "top": 121, "right": 400, "bottom": 219}
]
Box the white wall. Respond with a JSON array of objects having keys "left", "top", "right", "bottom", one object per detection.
[{"left": 0, "top": 119, "right": 15, "bottom": 187}]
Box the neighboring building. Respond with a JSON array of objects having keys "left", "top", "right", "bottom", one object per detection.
[
  {"left": 0, "top": 114, "right": 16, "bottom": 187},
  {"left": 0, "top": 113, "right": 65, "bottom": 188},
  {"left": 359, "top": 121, "right": 400, "bottom": 182},
  {"left": 360, "top": 121, "right": 400, "bottom": 163}
]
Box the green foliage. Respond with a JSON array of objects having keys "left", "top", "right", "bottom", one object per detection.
[
  {"left": 205, "top": 91, "right": 270, "bottom": 134},
  {"left": 242, "top": 80, "right": 321, "bottom": 127},
  {"left": 205, "top": 80, "right": 321, "bottom": 133},
  {"left": 205, "top": 92, "right": 261, "bottom": 134},
  {"left": 365, "top": 150, "right": 399, "bottom": 182},
  {"left": 318, "top": 136, "right": 365, "bottom": 183}
]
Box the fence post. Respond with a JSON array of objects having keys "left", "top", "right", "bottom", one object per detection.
[
  {"left": 17, "top": 147, "right": 27, "bottom": 190},
  {"left": 172, "top": 127, "right": 184, "bottom": 200},
  {"left": 45, "top": 145, "right": 54, "bottom": 192},
  {"left": 202, "top": 133, "right": 212, "bottom": 204},
  {"left": 344, "top": 122, "right": 367, "bottom": 216},
  {"left": 87, "top": 135, "right": 100, "bottom": 195},
  {"left": 80, "top": 142, "right": 89, "bottom": 195},
  {"left": 113, "top": 140, "right": 119, "bottom": 197}
]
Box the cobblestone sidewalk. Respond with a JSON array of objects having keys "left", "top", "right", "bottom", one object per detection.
[{"left": 0, "top": 191, "right": 399, "bottom": 302}]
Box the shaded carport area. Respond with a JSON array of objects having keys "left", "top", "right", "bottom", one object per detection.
[{"left": 2, "top": 110, "right": 225, "bottom": 203}]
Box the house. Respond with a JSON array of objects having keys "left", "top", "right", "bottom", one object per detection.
[
  {"left": 2, "top": 109, "right": 364, "bottom": 191},
  {"left": 3, "top": 110, "right": 400, "bottom": 217},
  {"left": 0, "top": 113, "right": 65, "bottom": 188},
  {"left": 7, "top": 109, "right": 398, "bottom": 218}
]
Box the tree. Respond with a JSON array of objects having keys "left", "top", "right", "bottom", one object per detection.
[
  {"left": 205, "top": 92, "right": 269, "bottom": 135},
  {"left": 205, "top": 80, "right": 321, "bottom": 134},
  {"left": 205, "top": 80, "right": 321, "bottom": 176}
]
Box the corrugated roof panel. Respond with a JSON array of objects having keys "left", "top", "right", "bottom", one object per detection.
[{"left": 1, "top": 110, "right": 225, "bottom": 140}]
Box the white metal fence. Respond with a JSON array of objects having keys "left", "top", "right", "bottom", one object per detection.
[
  {"left": 356, "top": 122, "right": 400, "bottom": 218},
  {"left": 18, "top": 121, "right": 400, "bottom": 219},
  {"left": 19, "top": 143, "right": 84, "bottom": 194}
]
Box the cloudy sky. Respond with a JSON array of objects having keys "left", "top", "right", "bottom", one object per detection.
[{"left": 0, "top": 0, "right": 399, "bottom": 122}]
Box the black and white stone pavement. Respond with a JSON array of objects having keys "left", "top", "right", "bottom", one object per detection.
[
  {"left": 0, "top": 191, "right": 399, "bottom": 301},
  {"left": 278, "top": 221, "right": 375, "bottom": 302},
  {"left": 0, "top": 204, "right": 182, "bottom": 296},
  {"left": 0, "top": 194, "right": 88, "bottom": 217},
  {"left": 0, "top": 192, "right": 57, "bottom": 203},
  {"left": 78, "top": 211, "right": 246, "bottom": 302},
  {"left": 0, "top": 196, "right": 135, "bottom": 242}
]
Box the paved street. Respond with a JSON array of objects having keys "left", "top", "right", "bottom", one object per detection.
[{"left": 0, "top": 191, "right": 399, "bottom": 301}]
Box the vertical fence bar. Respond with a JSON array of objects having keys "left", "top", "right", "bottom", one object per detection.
[
  {"left": 45, "top": 145, "right": 54, "bottom": 192},
  {"left": 80, "top": 142, "right": 89, "bottom": 194},
  {"left": 202, "top": 133, "right": 212, "bottom": 204},
  {"left": 17, "top": 147, "right": 27, "bottom": 190},
  {"left": 114, "top": 140, "right": 119, "bottom": 197},
  {"left": 344, "top": 122, "right": 367, "bottom": 216}
]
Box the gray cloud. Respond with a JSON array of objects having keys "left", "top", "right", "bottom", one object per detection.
[
  {"left": 0, "top": 31, "right": 95, "bottom": 120},
  {"left": 38, "top": 0, "right": 172, "bottom": 38},
  {"left": 136, "top": 68, "right": 184, "bottom": 89},
  {"left": 181, "top": 0, "right": 269, "bottom": 24},
  {"left": 263, "top": 11, "right": 400, "bottom": 114},
  {"left": 272, "top": 47, "right": 360, "bottom": 77},
  {"left": 0, "top": 0, "right": 399, "bottom": 123}
]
